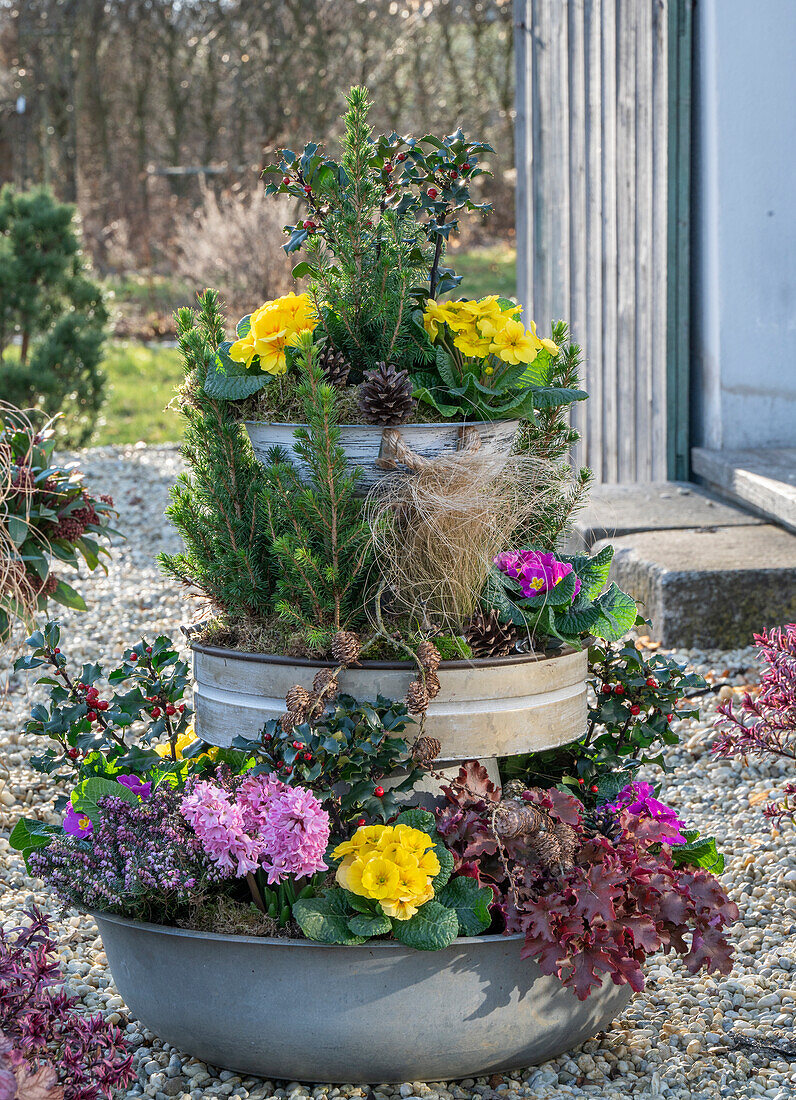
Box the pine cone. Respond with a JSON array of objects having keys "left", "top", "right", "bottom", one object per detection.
[
  {"left": 525, "top": 830, "right": 563, "bottom": 870},
  {"left": 279, "top": 710, "right": 305, "bottom": 733},
  {"left": 405, "top": 678, "right": 430, "bottom": 714},
  {"left": 464, "top": 609, "right": 519, "bottom": 659},
  {"left": 312, "top": 668, "right": 339, "bottom": 700},
  {"left": 492, "top": 799, "right": 548, "bottom": 841},
  {"left": 425, "top": 670, "right": 441, "bottom": 699},
  {"left": 417, "top": 639, "right": 441, "bottom": 671},
  {"left": 358, "top": 362, "right": 417, "bottom": 426},
  {"left": 319, "top": 345, "right": 351, "bottom": 389},
  {"left": 553, "top": 821, "right": 579, "bottom": 867},
  {"left": 285, "top": 684, "right": 312, "bottom": 717},
  {"left": 331, "top": 630, "right": 361, "bottom": 666},
  {"left": 411, "top": 735, "right": 441, "bottom": 765},
  {"left": 502, "top": 778, "right": 529, "bottom": 801}
]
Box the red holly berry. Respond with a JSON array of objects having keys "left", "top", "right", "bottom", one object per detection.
[
  {"left": 165, "top": 704, "right": 176, "bottom": 716},
  {"left": 590, "top": 784, "right": 599, "bottom": 794},
  {"left": 67, "top": 748, "right": 78, "bottom": 759},
  {"left": 285, "top": 764, "right": 293, "bottom": 774},
  {"left": 614, "top": 684, "right": 625, "bottom": 695},
  {"left": 96, "top": 700, "right": 109, "bottom": 711},
  {"left": 462, "top": 161, "right": 471, "bottom": 170},
  {"left": 292, "top": 741, "right": 302, "bottom": 750},
  {"left": 151, "top": 707, "right": 161, "bottom": 718},
  {"left": 646, "top": 677, "right": 657, "bottom": 688},
  {"left": 383, "top": 162, "right": 393, "bottom": 173},
  {"left": 303, "top": 752, "right": 313, "bottom": 762},
  {"left": 263, "top": 733, "right": 273, "bottom": 743},
  {"left": 146, "top": 646, "right": 153, "bottom": 654},
  {"left": 577, "top": 777, "right": 585, "bottom": 786},
  {"left": 129, "top": 653, "right": 138, "bottom": 662},
  {"left": 374, "top": 786, "right": 385, "bottom": 798},
  {"left": 449, "top": 169, "right": 458, "bottom": 179},
  {"left": 54, "top": 648, "right": 61, "bottom": 654},
  {"left": 86, "top": 710, "right": 97, "bottom": 722},
  {"left": 303, "top": 219, "right": 316, "bottom": 230},
  {"left": 304, "top": 185, "right": 312, "bottom": 195},
  {"left": 630, "top": 704, "right": 641, "bottom": 715},
  {"left": 601, "top": 683, "right": 611, "bottom": 695},
  {"left": 426, "top": 187, "right": 439, "bottom": 199},
  {"left": 356, "top": 818, "right": 366, "bottom": 827},
  {"left": 667, "top": 713, "right": 674, "bottom": 722},
  {"left": 178, "top": 703, "right": 185, "bottom": 712},
  {"left": 282, "top": 176, "right": 291, "bottom": 185},
  {"left": 396, "top": 152, "right": 406, "bottom": 162},
  {"left": 77, "top": 682, "right": 86, "bottom": 691}
]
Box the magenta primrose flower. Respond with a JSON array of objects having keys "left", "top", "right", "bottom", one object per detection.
[
  {"left": 63, "top": 804, "right": 93, "bottom": 838},
  {"left": 494, "top": 549, "right": 582, "bottom": 600},
  {"left": 116, "top": 774, "right": 152, "bottom": 800},
  {"left": 608, "top": 781, "right": 687, "bottom": 845}
]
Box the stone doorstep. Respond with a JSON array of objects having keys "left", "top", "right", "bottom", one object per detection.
[
  {"left": 692, "top": 446, "right": 796, "bottom": 534},
  {"left": 593, "top": 524, "right": 796, "bottom": 650},
  {"left": 569, "top": 481, "right": 763, "bottom": 553}
]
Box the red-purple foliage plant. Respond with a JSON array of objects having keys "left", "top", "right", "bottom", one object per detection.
[
  {"left": 713, "top": 624, "right": 796, "bottom": 820},
  {"left": 436, "top": 763, "right": 739, "bottom": 1000},
  {"left": 0, "top": 908, "right": 134, "bottom": 1100}
]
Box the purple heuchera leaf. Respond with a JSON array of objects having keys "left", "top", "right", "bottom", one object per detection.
[{"left": 494, "top": 549, "right": 582, "bottom": 599}]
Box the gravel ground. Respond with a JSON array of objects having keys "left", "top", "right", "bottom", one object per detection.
[{"left": 2, "top": 444, "right": 795, "bottom": 1100}]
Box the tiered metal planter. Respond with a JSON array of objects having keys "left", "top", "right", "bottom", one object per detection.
[{"left": 94, "top": 416, "right": 632, "bottom": 1082}]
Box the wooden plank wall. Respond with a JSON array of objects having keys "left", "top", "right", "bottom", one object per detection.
[{"left": 514, "top": 0, "right": 670, "bottom": 483}]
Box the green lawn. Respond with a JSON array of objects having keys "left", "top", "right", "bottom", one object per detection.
[
  {"left": 93, "top": 244, "right": 517, "bottom": 447},
  {"left": 95, "top": 341, "right": 184, "bottom": 447}
]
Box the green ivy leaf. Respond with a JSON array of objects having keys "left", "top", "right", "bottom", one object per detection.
[
  {"left": 391, "top": 900, "right": 458, "bottom": 951},
  {"left": 436, "top": 875, "right": 493, "bottom": 935}
]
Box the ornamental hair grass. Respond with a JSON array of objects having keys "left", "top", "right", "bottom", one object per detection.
[{"left": 365, "top": 447, "right": 566, "bottom": 631}]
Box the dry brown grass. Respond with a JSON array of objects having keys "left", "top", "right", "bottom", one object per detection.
[
  {"left": 366, "top": 449, "right": 563, "bottom": 632},
  {"left": 0, "top": 403, "right": 39, "bottom": 637}
]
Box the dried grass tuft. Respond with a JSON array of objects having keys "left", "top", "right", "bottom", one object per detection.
[
  {"left": 179, "top": 897, "right": 300, "bottom": 939},
  {"left": 0, "top": 403, "right": 40, "bottom": 635},
  {"left": 365, "top": 448, "right": 564, "bottom": 632}
]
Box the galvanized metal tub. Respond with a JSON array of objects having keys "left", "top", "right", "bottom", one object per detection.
[
  {"left": 93, "top": 911, "right": 632, "bottom": 1082},
  {"left": 192, "top": 645, "right": 588, "bottom": 764},
  {"left": 243, "top": 419, "right": 521, "bottom": 493}
]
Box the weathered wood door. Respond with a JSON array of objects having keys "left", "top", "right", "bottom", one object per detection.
[{"left": 514, "top": 0, "right": 691, "bottom": 483}]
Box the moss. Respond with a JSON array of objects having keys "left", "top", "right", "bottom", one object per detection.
[
  {"left": 179, "top": 897, "right": 301, "bottom": 940},
  {"left": 235, "top": 374, "right": 449, "bottom": 426}
]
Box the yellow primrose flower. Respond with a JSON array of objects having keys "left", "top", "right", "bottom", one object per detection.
[
  {"left": 154, "top": 725, "right": 219, "bottom": 763},
  {"left": 422, "top": 299, "right": 451, "bottom": 341},
  {"left": 336, "top": 855, "right": 366, "bottom": 894},
  {"left": 528, "top": 320, "right": 559, "bottom": 355},
  {"left": 228, "top": 293, "right": 316, "bottom": 376},
  {"left": 453, "top": 326, "right": 493, "bottom": 359},
  {"left": 381, "top": 882, "right": 435, "bottom": 921},
  {"left": 360, "top": 857, "right": 401, "bottom": 900},
  {"left": 490, "top": 318, "right": 544, "bottom": 366},
  {"left": 393, "top": 824, "right": 435, "bottom": 854}
]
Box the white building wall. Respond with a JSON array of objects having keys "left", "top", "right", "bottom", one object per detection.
[{"left": 692, "top": 0, "right": 796, "bottom": 451}]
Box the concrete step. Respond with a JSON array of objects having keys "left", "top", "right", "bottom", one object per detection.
[
  {"left": 569, "top": 481, "right": 764, "bottom": 553},
  {"left": 692, "top": 446, "right": 796, "bottom": 534},
  {"left": 594, "top": 524, "right": 796, "bottom": 650}
]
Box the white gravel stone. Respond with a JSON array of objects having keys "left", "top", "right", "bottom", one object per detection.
[{"left": 2, "top": 444, "right": 796, "bottom": 1099}]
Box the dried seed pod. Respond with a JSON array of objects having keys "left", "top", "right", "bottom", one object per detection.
[
  {"left": 405, "top": 678, "right": 430, "bottom": 714},
  {"left": 331, "top": 630, "right": 362, "bottom": 666},
  {"left": 285, "top": 684, "right": 311, "bottom": 716},
  {"left": 411, "top": 735, "right": 442, "bottom": 765},
  {"left": 312, "top": 668, "right": 339, "bottom": 699},
  {"left": 417, "top": 639, "right": 442, "bottom": 671},
  {"left": 502, "top": 778, "right": 529, "bottom": 801}
]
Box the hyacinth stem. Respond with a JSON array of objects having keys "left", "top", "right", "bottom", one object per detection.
[{"left": 246, "top": 871, "right": 267, "bottom": 915}]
